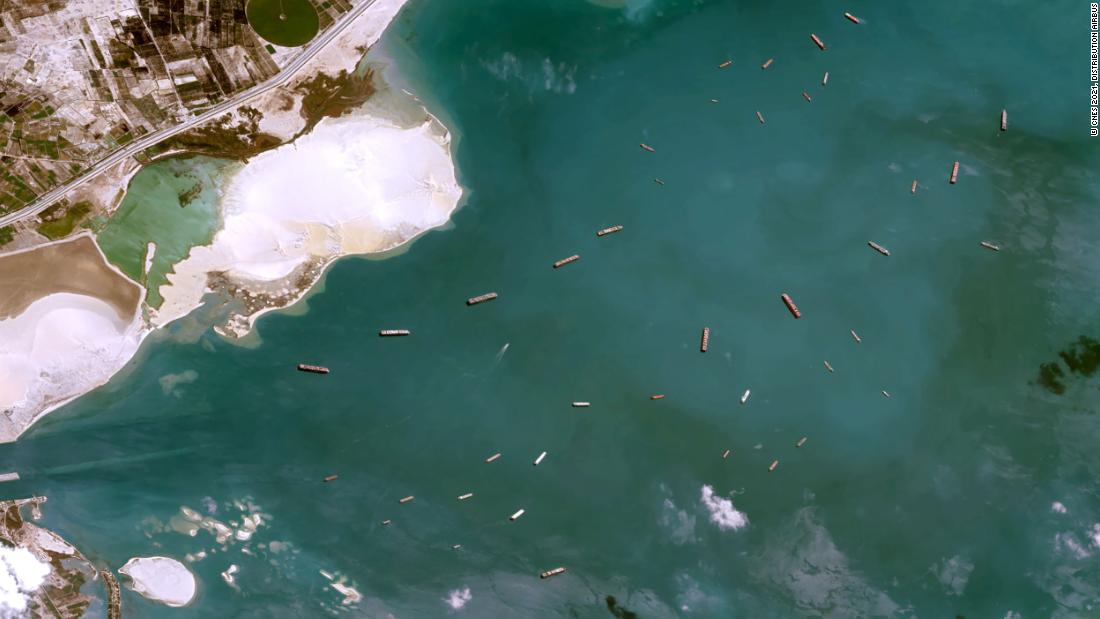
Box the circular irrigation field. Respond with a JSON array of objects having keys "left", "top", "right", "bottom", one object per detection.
[{"left": 246, "top": 0, "right": 320, "bottom": 47}]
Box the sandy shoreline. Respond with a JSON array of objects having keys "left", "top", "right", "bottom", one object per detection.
[
  {"left": 0, "top": 0, "right": 462, "bottom": 440},
  {"left": 153, "top": 102, "right": 461, "bottom": 335},
  {"left": 120, "top": 556, "right": 197, "bottom": 607},
  {"left": 0, "top": 234, "right": 146, "bottom": 443}
]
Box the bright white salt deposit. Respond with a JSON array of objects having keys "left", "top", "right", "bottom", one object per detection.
[
  {"left": 321, "top": 571, "right": 362, "bottom": 606},
  {"left": 0, "top": 293, "right": 143, "bottom": 439},
  {"left": 257, "top": 94, "right": 305, "bottom": 141},
  {"left": 120, "top": 556, "right": 196, "bottom": 607},
  {"left": 154, "top": 108, "right": 461, "bottom": 332},
  {"left": 332, "top": 582, "right": 362, "bottom": 605},
  {"left": 221, "top": 564, "right": 239, "bottom": 590},
  {"left": 30, "top": 528, "right": 76, "bottom": 556},
  {"left": 144, "top": 242, "right": 157, "bottom": 276},
  {"left": 0, "top": 547, "right": 50, "bottom": 617},
  {"left": 699, "top": 485, "right": 748, "bottom": 531},
  {"left": 445, "top": 587, "right": 472, "bottom": 610}
]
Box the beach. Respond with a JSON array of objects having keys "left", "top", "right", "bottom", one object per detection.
[
  {"left": 0, "top": 0, "right": 459, "bottom": 436},
  {"left": 0, "top": 0, "right": 1095, "bottom": 616},
  {"left": 119, "top": 556, "right": 197, "bottom": 607},
  {"left": 0, "top": 235, "right": 144, "bottom": 442},
  {"left": 153, "top": 95, "right": 461, "bottom": 335}
]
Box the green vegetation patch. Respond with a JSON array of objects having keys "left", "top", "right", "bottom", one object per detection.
[
  {"left": 37, "top": 200, "right": 92, "bottom": 240},
  {"left": 0, "top": 226, "right": 12, "bottom": 247},
  {"left": 246, "top": 0, "right": 320, "bottom": 47},
  {"left": 1037, "top": 335, "right": 1100, "bottom": 394},
  {"left": 297, "top": 68, "right": 376, "bottom": 129},
  {"left": 178, "top": 182, "right": 202, "bottom": 207}
]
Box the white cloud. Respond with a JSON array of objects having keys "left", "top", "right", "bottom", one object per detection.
[
  {"left": 445, "top": 587, "right": 471, "bottom": 611},
  {"left": 0, "top": 547, "right": 50, "bottom": 618},
  {"left": 1055, "top": 532, "right": 1090, "bottom": 559},
  {"left": 1052, "top": 501, "right": 1068, "bottom": 514},
  {"left": 699, "top": 485, "right": 748, "bottom": 531},
  {"left": 1089, "top": 524, "right": 1100, "bottom": 548},
  {"left": 1052, "top": 524, "right": 1100, "bottom": 560}
]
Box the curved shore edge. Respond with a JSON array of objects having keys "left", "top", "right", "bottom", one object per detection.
[
  {"left": 0, "top": 0, "right": 461, "bottom": 442},
  {"left": 119, "top": 556, "right": 197, "bottom": 607},
  {"left": 0, "top": 234, "right": 146, "bottom": 443},
  {"left": 152, "top": 96, "right": 462, "bottom": 336}
]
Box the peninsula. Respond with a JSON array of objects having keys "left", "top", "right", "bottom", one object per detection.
[{"left": 0, "top": 0, "right": 462, "bottom": 441}]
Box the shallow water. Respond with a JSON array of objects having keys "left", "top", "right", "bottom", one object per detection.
[
  {"left": 97, "top": 157, "right": 234, "bottom": 308},
  {"left": 4, "top": 0, "right": 1099, "bottom": 616}
]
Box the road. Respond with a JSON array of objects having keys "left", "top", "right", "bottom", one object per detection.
[{"left": 0, "top": 0, "right": 377, "bottom": 228}]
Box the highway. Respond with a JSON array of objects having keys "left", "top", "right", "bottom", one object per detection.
[{"left": 0, "top": 0, "right": 377, "bottom": 228}]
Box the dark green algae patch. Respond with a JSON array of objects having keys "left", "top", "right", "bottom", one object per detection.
[{"left": 1037, "top": 336, "right": 1100, "bottom": 395}]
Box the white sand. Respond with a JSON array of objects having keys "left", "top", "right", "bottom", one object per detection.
[
  {"left": 0, "top": 292, "right": 144, "bottom": 439},
  {"left": 30, "top": 527, "right": 77, "bottom": 556},
  {"left": 241, "top": 0, "right": 412, "bottom": 145},
  {"left": 154, "top": 107, "right": 461, "bottom": 332},
  {"left": 257, "top": 92, "right": 305, "bottom": 141},
  {"left": 120, "top": 556, "right": 197, "bottom": 607},
  {"left": 220, "top": 564, "right": 239, "bottom": 590},
  {"left": 302, "top": 0, "right": 410, "bottom": 77},
  {"left": 144, "top": 242, "right": 157, "bottom": 276},
  {"left": 0, "top": 0, "right": 436, "bottom": 439}
]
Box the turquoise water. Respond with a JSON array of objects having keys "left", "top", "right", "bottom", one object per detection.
[
  {"left": 97, "top": 156, "right": 234, "bottom": 307},
  {"left": 5, "top": 0, "right": 1100, "bottom": 616}
]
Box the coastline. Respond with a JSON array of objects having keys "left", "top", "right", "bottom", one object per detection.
[
  {"left": 0, "top": 233, "right": 149, "bottom": 443},
  {"left": 119, "top": 556, "right": 197, "bottom": 607},
  {"left": 152, "top": 89, "right": 462, "bottom": 337},
  {"left": 0, "top": 0, "right": 404, "bottom": 253},
  {"left": 0, "top": 1, "right": 1088, "bottom": 616},
  {"left": 0, "top": 0, "right": 465, "bottom": 441}
]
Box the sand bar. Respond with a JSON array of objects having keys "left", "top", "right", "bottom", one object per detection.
[
  {"left": 154, "top": 101, "right": 462, "bottom": 334},
  {"left": 120, "top": 556, "right": 197, "bottom": 607},
  {"left": 0, "top": 234, "right": 144, "bottom": 442}
]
